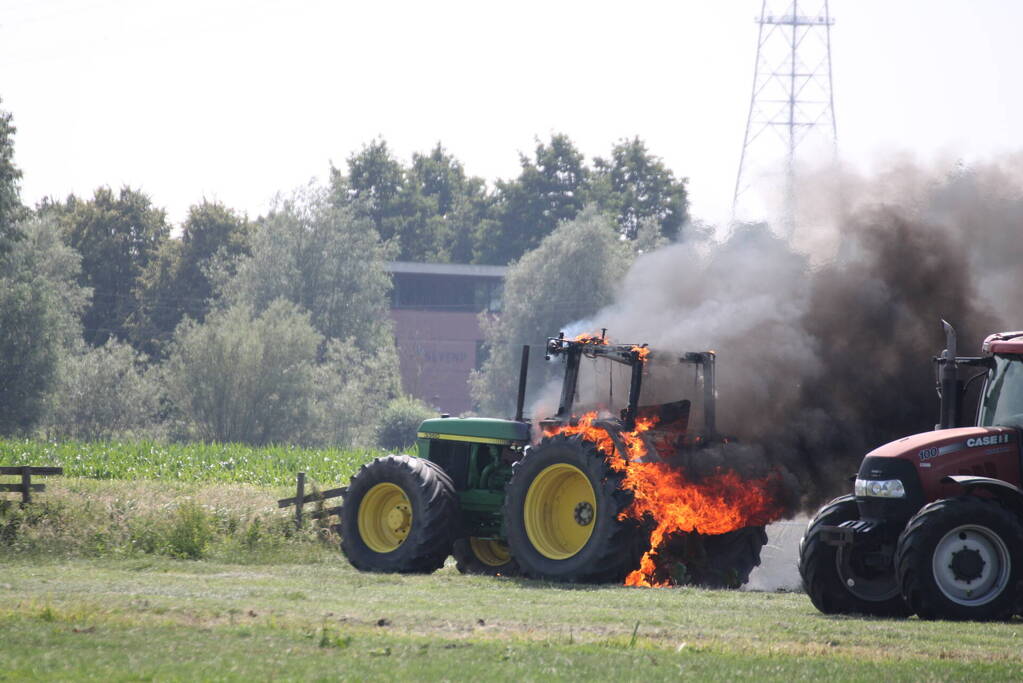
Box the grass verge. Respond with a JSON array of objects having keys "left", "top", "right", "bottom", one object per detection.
[
  {"left": 1, "top": 478, "right": 336, "bottom": 563},
  {"left": 1, "top": 557, "right": 1021, "bottom": 681}
]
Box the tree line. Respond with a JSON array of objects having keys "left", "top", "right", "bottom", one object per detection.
[
  {"left": 336, "top": 135, "right": 689, "bottom": 265},
  {"left": 0, "top": 98, "right": 692, "bottom": 446}
]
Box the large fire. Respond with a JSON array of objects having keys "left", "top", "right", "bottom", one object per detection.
[{"left": 543, "top": 411, "right": 784, "bottom": 587}]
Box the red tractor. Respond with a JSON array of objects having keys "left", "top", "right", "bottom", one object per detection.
[{"left": 799, "top": 322, "right": 1023, "bottom": 620}]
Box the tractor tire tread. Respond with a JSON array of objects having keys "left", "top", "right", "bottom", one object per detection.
[
  {"left": 690, "top": 525, "right": 769, "bottom": 589},
  {"left": 798, "top": 495, "right": 908, "bottom": 617},
  {"left": 505, "top": 434, "right": 644, "bottom": 583},
  {"left": 895, "top": 496, "right": 1023, "bottom": 621},
  {"left": 340, "top": 454, "right": 457, "bottom": 574}
]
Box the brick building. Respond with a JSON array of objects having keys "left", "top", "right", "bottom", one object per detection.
[{"left": 387, "top": 262, "right": 506, "bottom": 414}]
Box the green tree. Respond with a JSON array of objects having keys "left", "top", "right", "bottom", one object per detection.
[
  {"left": 376, "top": 395, "right": 438, "bottom": 450},
  {"left": 0, "top": 99, "right": 24, "bottom": 259},
  {"left": 175, "top": 200, "right": 252, "bottom": 319},
  {"left": 330, "top": 140, "right": 492, "bottom": 263},
  {"left": 592, "top": 137, "right": 689, "bottom": 241},
  {"left": 470, "top": 206, "right": 633, "bottom": 414},
  {"left": 0, "top": 216, "right": 90, "bottom": 434},
  {"left": 44, "top": 338, "right": 158, "bottom": 441},
  {"left": 50, "top": 187, "right": 170, "bottom": 346},
  {"left": 406, "top": 144, "right": 493, "bottom": 263},
  {"left": 164, "top": 300, "right": 322, "bottom": 445},
  {"left": 477, "top": 134, "right": 590, "bottom": 265},
  {"left": 128, "top": 238, "right": 182, "bottom": 357},
  {"left": 411, "top": 144, "right": 467, "bottom": 218},
  {"left": 310, "top": 337, "right": 403, "bottom": 447},
  {"left": 224, "top": 184, "right": 394, "bottom": 350},
  {"left": 130, "top": 201, "right": 251, "bottom": 357},
  {"left": 330, "top": 138, "right": 406, "bottom": 241},
  {"left": 217, "top": 184, "right": 403, "bottom": 446}
]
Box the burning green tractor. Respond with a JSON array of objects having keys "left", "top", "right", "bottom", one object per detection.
[{"left": 339, "top": 333, "right": 778, "bottom": 585}]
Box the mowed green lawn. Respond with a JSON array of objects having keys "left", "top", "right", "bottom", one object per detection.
[{"left": 2, "top": 555, "right": 1021, "bottom": 682}]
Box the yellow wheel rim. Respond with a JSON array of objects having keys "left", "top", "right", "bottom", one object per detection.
[
  {"left": 358, "top": 483, "right": 413, "bottom": 553},
  {"left": 523, "top": 463, "right": 597, "bottom": 560},
  {"left": 469, "top": 538, "right": 512, "bottom": 567}
]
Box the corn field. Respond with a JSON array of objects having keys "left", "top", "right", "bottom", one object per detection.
[{"left": 0, "top": 439, "right": 390, "bottom": 488}]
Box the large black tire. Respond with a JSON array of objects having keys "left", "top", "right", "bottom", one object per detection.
[
  {"left": 686, "top": 526, "right": 768, "bottom": 589},
  {"left": 896, "top": 496, "right": 1023, "bottom": 621},
  {"left": 452, "top": 537, "right": 521, "bottom": 577},
  {"left": 340, "top": 455, "right": 457, "bottom": 573},
  {"left": 798, "top": 495, "right": 909, "bottom": 616},
  {"left": 504, "top": 434, "right": 640, "bottom": 583}
]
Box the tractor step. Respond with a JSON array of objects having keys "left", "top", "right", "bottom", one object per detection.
[{"left": 819, "top": 519, "right": 879, "bottom": 547}]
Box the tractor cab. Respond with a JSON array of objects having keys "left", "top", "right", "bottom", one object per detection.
[
  {"left": 542, "top": 333, "right": 720, "bottom": 462},
  {"left": 977, "top": 332, "right": 1023, "bottom": 429}
]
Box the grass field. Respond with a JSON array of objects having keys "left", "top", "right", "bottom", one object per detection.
[
  {"left": 2, "top": 443, "right": 1022, "bottom": 680},
  {"left": 3, "top": 556, "right": 1022, "bottom": 681}
]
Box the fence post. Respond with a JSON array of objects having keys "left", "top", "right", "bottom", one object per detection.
[
  {"left": 295, "top": 472, "right": 305, "bottom": 529},
  {"left": 21, "top": 468, "right": 31, "bottom": 505}
]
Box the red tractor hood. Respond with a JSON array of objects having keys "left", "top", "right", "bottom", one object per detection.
[
  {"left": 866, "top": 426, "right": 1016, "bottom": 461},
  {"left": 864, "top": 426, "right": 1020, "bottom": 501}
]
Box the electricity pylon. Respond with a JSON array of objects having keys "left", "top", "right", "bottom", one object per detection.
[{"left": 733, "top": 0, "right": 837, "bottom": 232}]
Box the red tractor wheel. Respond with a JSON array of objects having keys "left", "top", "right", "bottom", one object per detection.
[
  {"left": 798, "top": 495, "right": 909, "bottom": 616},
  {"left": 896, "top": 496, "right": 1023, "bottom": 621}
]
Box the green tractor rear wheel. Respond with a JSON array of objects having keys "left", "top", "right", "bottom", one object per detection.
[{"left": 340, "top": 455, "right": 457, "bottom": 574}]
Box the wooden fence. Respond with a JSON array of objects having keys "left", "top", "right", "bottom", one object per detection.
[
  {"left": 0, "top": 466, "right": 63, "bottom": 504},
  {"left": 276, "top": 472, "right": 347, "bottom": 529}
]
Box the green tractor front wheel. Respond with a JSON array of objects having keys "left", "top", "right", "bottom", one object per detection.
[{"left": 340, "top": 455, "right": 457, "bottom": 573}]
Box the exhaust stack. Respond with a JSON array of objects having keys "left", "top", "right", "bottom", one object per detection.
[
  {"left": 938, "top": 319, "right": 960, "bottom": 429},
  {"left": 514, "top": 344, "right": 530, "bottom": 422}
]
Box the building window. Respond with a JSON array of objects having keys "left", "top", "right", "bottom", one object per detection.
[{"left": 392, "top": 274, "right": 503, "bottom": 312}]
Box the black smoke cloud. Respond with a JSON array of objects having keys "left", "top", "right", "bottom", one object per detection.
[{"left": 579, "top": 157, "right": 1022, "bottom": 514}]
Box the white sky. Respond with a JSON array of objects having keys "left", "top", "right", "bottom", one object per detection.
[{"left": 3, "top": 0, "right": 1023, "bottom": 227}]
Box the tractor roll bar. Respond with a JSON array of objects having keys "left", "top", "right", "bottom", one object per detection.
[{"left": 546, "top": 334, "right": 718, "bottom": 435}]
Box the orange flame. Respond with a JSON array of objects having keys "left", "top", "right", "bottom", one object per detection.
[
  {"left": 618, "top": 463, "right": 781, "bottom": 587},
  {"left": 543, "top": 412, "right": 783, "bottom": 587},
  {"left": 572, "top": 332, "right": 609, "bottom": 345}
]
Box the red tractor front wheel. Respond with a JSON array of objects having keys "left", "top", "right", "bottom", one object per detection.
[
  {"left": 799, "top": 495, "right": 909, "bottom": 617},
  {"left": 896, "top": 496, "right": 1023, "bottom": 621}
]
